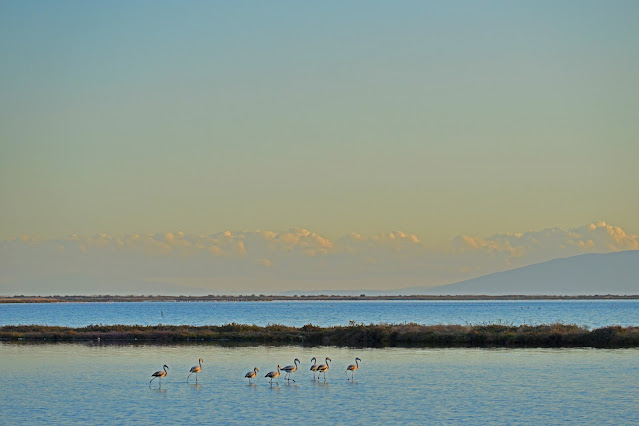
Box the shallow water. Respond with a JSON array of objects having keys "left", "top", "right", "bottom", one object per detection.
[
  {"left": 1, "top": 343, "right": 637, "bottom": 424},
  {"left": 1, "top": 300, "right": 637, "bottom": 328}
]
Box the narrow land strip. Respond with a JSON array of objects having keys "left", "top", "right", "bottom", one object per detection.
[
  {"left": 2, "top": 294, "right": 639, "bottom": 303},
  {"left": 2, "top": 324, "right": 638, "bottom": 348}
]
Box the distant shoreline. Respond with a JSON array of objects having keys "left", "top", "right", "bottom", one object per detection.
[
  {"left": 2, "top": 323, "right": 638, "bottom": 348},
  {"left": 2, "top": 294, "right": 639, "bottom": 303}
]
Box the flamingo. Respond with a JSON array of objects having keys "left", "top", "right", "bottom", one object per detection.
[
  {"left": 317, "top": 357, "right": 331, "bottom": 381},
  {"left": 281, "top": 358, "right": 300, "bottom": 382},
  {"left": 265, "top": 365, "right": 281, "bottom": 385},
  {"left": 310, "top": 357, "right": 319, "bottom": 380},
  {"left": 150, "top": 364, "right": 169, "bottom": 385},
  {"left": 187, "top": 358, "right": 203, "bottom": 383},
  {"left": 245, "top": 367, "right": 259, "bottom": 384},
  {"left": 346, "top": 357, "right": 361, "bottom": 380}
]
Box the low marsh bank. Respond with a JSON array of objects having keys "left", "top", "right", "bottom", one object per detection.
[
  {"left": 2, "top": 295, "right": 638, "bottom": 303},
  {"left": 2, "top": 323, "right": 639, "bottom": 348}
]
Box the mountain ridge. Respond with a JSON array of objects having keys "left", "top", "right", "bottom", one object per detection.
[
  {"left": 280, "top": 250, "right": 639, "bottom": 296},
  {"left": 400, "top": 250, "right": 639, "bottom": 295}
]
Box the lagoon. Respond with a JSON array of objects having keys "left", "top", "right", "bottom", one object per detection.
[
  {"left": 1, "top": 343, "right": 637, "bottom": 424},
  {"left": 1, "top": 300, "right": 637, "bottom": 328}
]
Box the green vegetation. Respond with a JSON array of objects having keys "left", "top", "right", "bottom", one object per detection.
[{"left": 2, "top": 323, "right": 639, "bottom": 348}]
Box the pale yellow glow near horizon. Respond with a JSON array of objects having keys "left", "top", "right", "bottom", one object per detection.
[{"left": 1, "top": 2, "right": 638, "bottom": 250}]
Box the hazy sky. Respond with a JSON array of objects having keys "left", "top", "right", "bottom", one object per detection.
[
  {"left": 1, "top": 2, "right": 638, "bottom": 294},
  {"left": 1, "top": 221, "right": 638, "bottom": 294}
]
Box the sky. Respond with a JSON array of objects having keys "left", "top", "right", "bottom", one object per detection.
[{"left": 1, "top": 1, "right": 638, "bottom": 294}]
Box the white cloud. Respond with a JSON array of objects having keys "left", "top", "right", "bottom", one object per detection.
[
  {"left": 1, "top": 222, "right": 636, "bottom": 295},
  {"left": 453, "top": 221, "right": 639, "bottom": 271},
  {"left": 337, "top": 231, "right": 422, "bottom": 255}
]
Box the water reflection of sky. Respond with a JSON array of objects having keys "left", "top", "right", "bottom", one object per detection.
[
  {"left": 1, "top": 343, "right": 638, "bottom": 424},
  {"left": 1, "top": 300, "right": 638, "bottom": 328}
]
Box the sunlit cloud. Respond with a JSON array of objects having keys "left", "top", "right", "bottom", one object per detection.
[
  {"left": 455, "top": 221, "right": 638, "bottom": 257},
  {"left": 1, "top": 222, "right": 636, "bottom": 295}
]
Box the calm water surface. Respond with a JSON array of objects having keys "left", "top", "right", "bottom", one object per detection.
[
  {"left": 1, "top": 300, "right": 637, "bottom": 328},
  {"left": 1, "top": 343, "right": 637, "bottom": 424}
]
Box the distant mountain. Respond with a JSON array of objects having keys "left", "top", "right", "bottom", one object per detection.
[{"left": 402, "top": 250, "right": 639, "bottom": 295}]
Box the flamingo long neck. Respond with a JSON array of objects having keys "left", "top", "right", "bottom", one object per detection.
[
  {"left": 163, "top": 366, "right": 168, "bottom": 374},
  {"left": 356, "top": 359, "right": 359, "bottom": 368},
  {"left": 199, "top": 359, "right": 202, "bottom": 368}
]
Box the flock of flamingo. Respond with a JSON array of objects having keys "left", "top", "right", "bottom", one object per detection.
[{"left": 150, "top": 357, "right": 361, "bottom": 386}]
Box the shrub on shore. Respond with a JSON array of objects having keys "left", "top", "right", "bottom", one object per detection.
[{"left": 2, "top": 323, "right": 639, "bottom": 348}]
